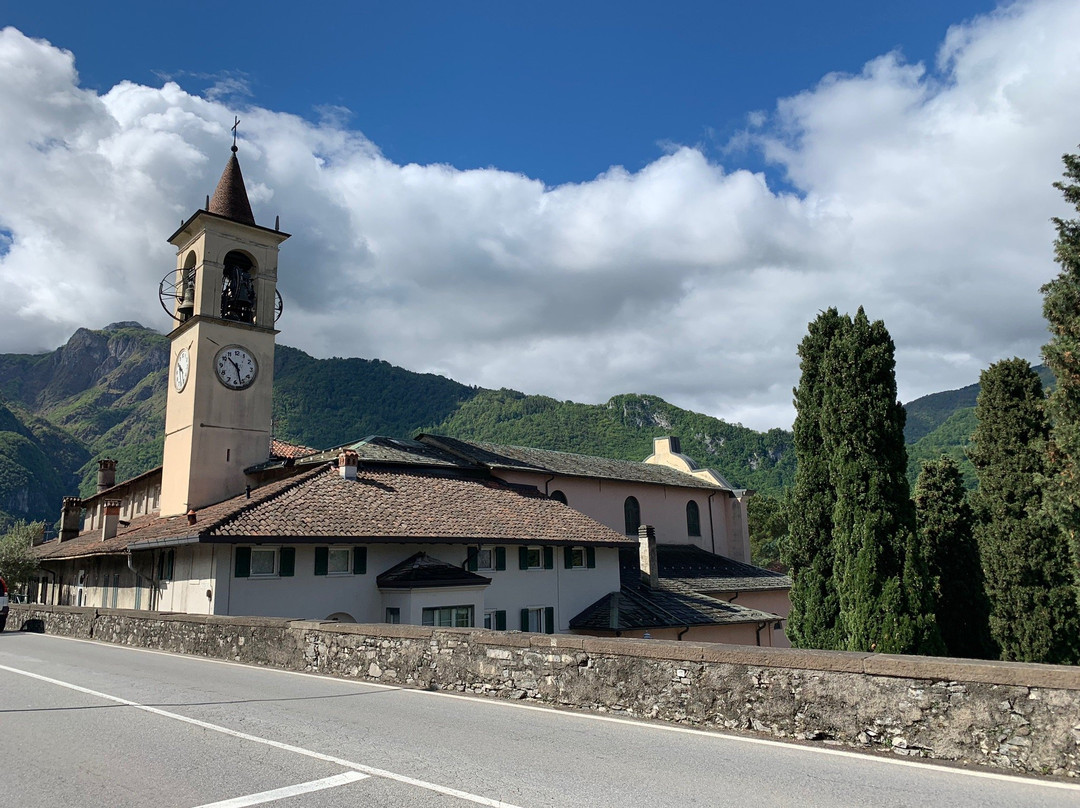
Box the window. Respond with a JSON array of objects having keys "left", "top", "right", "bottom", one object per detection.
[
  {"left": 234, "top": 547, "right": 295, "bottom": 578},
  {"left": 467, "top": 546, "right": 505, "bottom": 572},
  {"left": 327, "top": 548, "right": 351, "bottom": 574},
  {"left": 315, "top": 546, "right": 367, "bottom": 576},
  {"left": 110, "top": 573, "right": 119, "bottom": 608},
  {"left": 422, "top": 606, "right": 474, "bottom": 628},
  {"left": 520, "top": 606, "right": 556, "bottom": 634},
  {"left": 250, "top": 549, "right": 277, "bottom": 577},
  {"left": 686, "top": 500, "right": 701, "bottom": 537},
  {"left": 483, "top": 610, "right": 507, "bottom": 630},
  {"left": 158, "top": 549, "right": 174, "bottom": 581},
  {"left": 549, "top": 489, "right": 568, "bottom": 505},
  {"left": 563, "top": 546, "right": 596, "bottom": 569},
  {"left": 519, "top": 546, "right": 554, "bottom": 570},
  {"left": 385, "top": 608, "right": 400, "bottom": 624},
  {"left": 624, "top": 496, "right": 641, "bottom": 535}
]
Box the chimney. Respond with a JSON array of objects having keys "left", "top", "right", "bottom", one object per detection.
[
  {"left": 653, "top": 436, "right": 681, "bottom": 456},
  {"left": 338, "top": 449, "right": 359, "bottom": 481},
  {"left": 101, "top": 499, "right": 122, "bottom": 541},
  {"left": 58, "top": 497, "right": 83, "bottom": 543},
  {"left": 638, "top": 524, "right": 658, "bottom": 589},
  {"left": 97, "top": 458, "right": 117, "bottom": 494}
]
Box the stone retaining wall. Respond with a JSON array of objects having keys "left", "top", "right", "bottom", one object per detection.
[{"left": 10, "top": 604, "right": 1080, "bottom": 777}]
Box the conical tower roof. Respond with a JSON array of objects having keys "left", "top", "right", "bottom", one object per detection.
[{"left": 208, "top": 145, "right": 256, "bottom": 226}]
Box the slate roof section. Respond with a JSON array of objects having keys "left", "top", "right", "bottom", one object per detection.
[
  {"left": 650, "top": 544, "right": 791, "bottom": 591},
  {"left": 569, "top": 585, "right": 779, "bottom": 631},
  {"left": 35, "top": 464, "right": 633, "bottom": 561},
  {"left": 376, "top": 552, "right": 492, "bottom": 589},
  {"left": 417, "top": 434, "right": 732, "bottom": 491},
  {"left": 298, "top": 436, "right": 480, "bottom": 469},
  {"left": 208, "top": 148, "right": 256, "bottom": 226}
]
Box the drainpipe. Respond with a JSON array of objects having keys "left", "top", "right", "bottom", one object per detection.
[
  {"left": 541, "top": 474, "right": 555, "bottom": 496},
  {"left": 755, "top": 621, "right": 767, "bottom": 646},
  {"left": 677, "top": 626, "right": 690, "bottom": 641},
  {"left": 707, "top": 491, "right": 717, "bottom": 554}
]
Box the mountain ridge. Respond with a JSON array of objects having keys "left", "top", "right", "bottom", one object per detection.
[{"left": 0, "top": 322, "right": 1000, "bottom": 529}]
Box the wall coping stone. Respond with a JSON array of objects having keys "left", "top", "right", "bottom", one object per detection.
[{"left": 10, "top": 605, "right": 1080, "bottom": 691}]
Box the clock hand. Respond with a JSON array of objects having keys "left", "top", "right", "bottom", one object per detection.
[{"left": 228, "top": 357, "right": 243, "bottom": 385}]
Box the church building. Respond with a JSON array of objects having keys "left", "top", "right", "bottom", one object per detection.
[{"left": 30, "top": 142, "right": 790, "bottom": 645}]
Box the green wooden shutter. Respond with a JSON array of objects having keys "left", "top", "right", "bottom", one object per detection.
[
  {"left": 564, "top": 546, "right": 574, "bottom": 569},
  {"left": 353, "top": 546, "right": 367, "bottom": 574},
  {"left": 234, "top": 547, "right": 251, "bottom": 578},
  {"left": 314, "top": 547, "right": 329, "bottom": 576},
  {"left": 467, "top": 547, "right": 478, "bottom": 572},
  {"left": 520, "top": 608, "right": 530, "bottom": 630},
  {"left": 279, "top": 547, "right": 295, "bottom": 577},
  {"left": 544, "top": 606, "right": 555, "bottom": 634},
  {"left": 586, "top": 547, "right": 596, "bottom": 568},
  {"left": 543, "top": 546, "right": 554, "bottom": 569},
  {"left": 495, "top": 610, "right": 506, "bottom": 630},
  {"left": 519, "top": 546, "right": 529, "bottom": 569},
  {"left": 495, "top": 546, "right": 506, "bottom": 571}
]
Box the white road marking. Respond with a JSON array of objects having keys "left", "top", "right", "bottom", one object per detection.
[
  {"left": 193, "top": 772, "right": 368, "bottom": 808},
  {"left": 14, "top": 633, "right": 1080, "bottom": 793},
  {"left": 0, "top": 662, "right": 523, "bottom": 808}
]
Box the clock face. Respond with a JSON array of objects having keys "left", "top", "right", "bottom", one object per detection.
[
  {"left": 173, "top": 348, "right": 190, "bottom": 392},
  {"left": 214, "top": 345, "right": 258, "bottom": 390}
]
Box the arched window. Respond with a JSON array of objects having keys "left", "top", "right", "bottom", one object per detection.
[
  {"left": 624, "top": 496, "right": 641, "bottom": 535},
  {"left": 550, "top": 490, "right": 567, "bottom": 505},
  {"left": 221, "top": 251, "right": 256, "bottom": 323},
  {"left": 686, "top": 500, "right": 701, "bottom": 537}
]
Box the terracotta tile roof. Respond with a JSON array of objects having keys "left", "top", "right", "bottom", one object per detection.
[
  {"left": 212, "top": 466, "right": 633, "bottom": 545},
  {"left": 376, "top": 552, "right": 492, "bottom": 589},
  {"left": 417, "top": 434, "right": 732, "bottom": 491},
  {"left": 33, "top": 468, "right": 322, "bottom": 561},
  {"left": 270, "top": 438, "right": 317, "bottom": 459},
  {"left": 35, "top": 464, "right": 633, "bottom": 561}
]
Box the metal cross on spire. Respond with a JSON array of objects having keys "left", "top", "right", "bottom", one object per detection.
[{"left": 231, "top": 116, "right": 241, "bottom": 152}]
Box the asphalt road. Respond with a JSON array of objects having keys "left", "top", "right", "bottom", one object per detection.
[{"left": 1, "top": 631, "right": 1077, "bottom": 808}]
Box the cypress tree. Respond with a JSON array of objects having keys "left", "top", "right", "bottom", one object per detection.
[
  {"left": 1042, "top": 147, "right": 1080, "bottom": 567},
  {"left": 969, "top": 359, "right": 1080, "bottom": 664},
  {"left": 820, "top": 309, "right": 942, "bottom": 654},
  {"left": 914, "top": 457, "right": 995, "bottom": 659},
  {"left": 784, "top": 308, "right": 845, "bottom": 649}
]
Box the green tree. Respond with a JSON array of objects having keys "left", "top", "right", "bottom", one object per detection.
[
  {"left": 1042, "top": 147, "right": 1080, "bottom": 567},
  {"left": 0, "top": 519, "right": 42, "bottom": 590},
  {"left": 821, "top": 309, "right": 942, "bottom": 655},
  {"left": 747, "top": 493, "right": 788, "bottom": 571},
  {"left": 784, "top": 308, "right": 845, "bottom": 650},
  {"left": 969, "top": 359, "right": 1080, "bottom": 664},
  {"left": 914, "top": 457, "right": 995, "bottom": 659}
]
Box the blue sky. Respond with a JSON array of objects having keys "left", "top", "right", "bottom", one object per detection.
[
  {"left": 1, "top": 1, "right": 1079, "bottom": 431},
  {"left": 7, "top": 1, "right": 996, "bottom": 185}
]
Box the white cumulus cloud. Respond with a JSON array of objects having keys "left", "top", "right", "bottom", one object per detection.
[{"left": 1, "top": 0, "right": 1079, "bottom": 432}]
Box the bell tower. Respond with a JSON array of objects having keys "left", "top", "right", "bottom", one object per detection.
[{"left": 159, "top": 139, "right": 289, "bottom": 516}]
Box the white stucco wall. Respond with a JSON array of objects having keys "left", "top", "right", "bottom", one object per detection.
[{"left": 214, "top": 542, "right": 622, "bottom": 631}]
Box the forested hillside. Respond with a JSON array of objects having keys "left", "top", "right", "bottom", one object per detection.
[
  {"left": 1, "top": 321, "right": 1019, "bottom": 529},
  {"left": 432, "top": 389, "right": 795, "bottom": 494}
]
